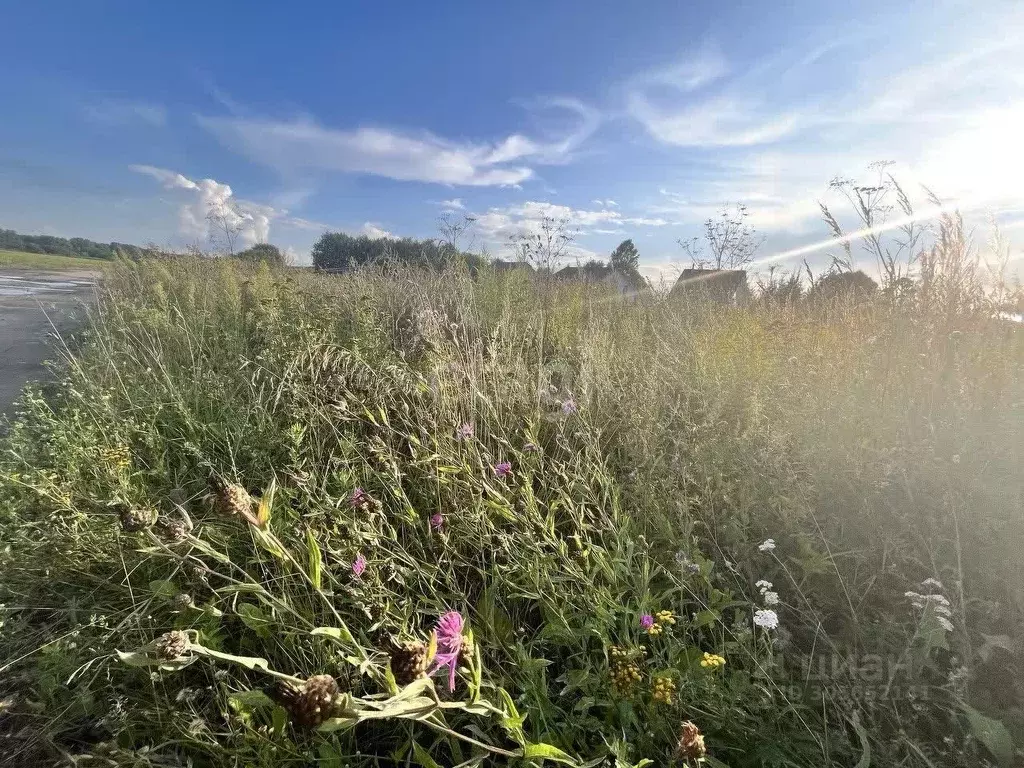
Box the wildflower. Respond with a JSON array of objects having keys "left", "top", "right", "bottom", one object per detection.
[
  {"left": 172, "top": 593, "right": 195, "bottom": 612},
  {"left": 651, "top": 675, "right": 676, "bottom": 704},
  {"left": 270, "top": 675, "right": 341, "bottom": 728},
  {"left": 456, "top": 422, "right": 474, "bottom": 440},
  {"left": 686, "top": 562, "right": 700, "bottom": 575},
  {"left": 763, "top": 591, "right": 780, "bottom": 606},
  {"left": 119, "top": 505, "right": 158, "bottom": 533},
  {"left": 429, "top": 611, "right": 467, "bottom": 692},
  {"left": 675, "top": 721, "right": 707, "bottom": 761},
  {"left": 561, "top": 398, "right": 577, "bottom": 415},
  {"left": 640, "top": 614, "right": 655, "bottom": 630},
  {"left": 430, "top": 513, "right": 444, "bottom": 530},
  {"left": 937, "top": 616, "right": 955, "bottom": 633},
  {"left": 209, "top": 477, "right": 256, "bottom": 524},
  {"left": 921, "top": 577, "right": 944, "bottom": 591},
  {"left": 390, "top": 640, "right": 428, "bottom": 685},
  {"left": 656, "top": 610, "right": 676, "bottom": 626},
  {"left": 153, "top": 630, "right": 191, "bottom": 660},
  {"left": 494, "top": 461, "right": 512, "bottom": 479},
  {"left": 350, "top": 487, "right": 369, "bottom": 508},
  {"left": 755, "top": 579, "right": 773, "bottom": 591},
  {"left": 609, "top": 646, "right": 644, "bottom": 695},
  {"left": 758, "top": 538, "right": 776, "bottom": 553},
  {"left": 753, "top": 609, "right": 779, "bottom": 630},
  {"left": 523, "top": 441, "right": 539, "bottom": 453},
  {"left": 352, "top": 553, "right": 367, "bottom": 578},
  {"left": 700, "top": 652, "right": 726, "bottom": 669}
]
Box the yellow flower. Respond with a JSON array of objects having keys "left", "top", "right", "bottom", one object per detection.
[
  {"left": 699, "top": 652, "right": 726, "bottom": 669},
  {"left": 647, "top": 623, "right": 664, "bottom": 636},
  {"left": 656, "top": 610, "right": 676, "bottom": 625},
  {"left": 651, "top": 675, "right": 676, "bottom": 704}
]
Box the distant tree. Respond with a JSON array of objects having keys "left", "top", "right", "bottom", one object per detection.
[
  {"left": 610, "top": 239, "right": 639, "bottom": 273},
  {"left": 809, "top": 270, "right": 879, "bottom": 303},
  {"left": 678, "top": 204, "right": 764, "bottom": 270},
  {"left": 236, "top": 243, "right": 286, "bottom": 266},
  {"left": 509, "top": 216, "right": 577, "bottom": 273}
]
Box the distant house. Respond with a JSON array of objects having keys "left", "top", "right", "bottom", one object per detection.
[
  {"left": 556, "top": 262, "right": 640, "bottom": 295},
  {"left": 490, "top": 259, "right": 533, "bottom": 273},
  {"left": 670, "top": 268, "right": 750, "bottom": 304}
]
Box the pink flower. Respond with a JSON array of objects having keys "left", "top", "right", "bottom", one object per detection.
[
  {"left": 429, "top": 611, "right": 465, "bottom": 691},
  {"left": 561, "top": 398, "right": 577, "bottom": 415},
  {"left": 350, "top": 487, "right": 368, "bottom": 508},
  {"left": 456, "top": 422, "right": 474, "bottom": 440},
  {"left": 430, "top": 513, "right": 444, "bottom": 530},
  {"left": 352, "top": 553, "right": 367, "bottom": 577},
  {"left": 494, "top": 461, "right": 512, "bottom": 479},
  {"left": 640, "top": 614, "right": 655, "bottom": 630}
]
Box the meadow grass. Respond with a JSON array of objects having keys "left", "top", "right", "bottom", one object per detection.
[
  {"left": 0, "top": 248, "right": 108, "bottom": 271},
  {"left": 0, "top": 256, "right": 1021, "bottom": 767}
]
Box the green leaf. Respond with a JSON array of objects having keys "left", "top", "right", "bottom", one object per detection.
[
  {"left": 311, "top": 625, "right": 356, "bottom": 646},
  {"left": 250, "top": 525, "right": 286, "bottom": 560},
  {"left": 692, "top": 609, "right": 719, "bottom": 629},
  {"left": 237, "top": 603, "right": 272, "bottom": 638},
  {"left": 961, "top": 703, "right": 1014, "bottom": 767},
  {"left": 272, "top": 705, "right": 288, "bottom": 737},
  {"left": 306, "top": 528, "right": 323, "bottom": 590},
  {"left": 412, "top": 741, "right": 443, "bottom": 768},
  {"left": 522, "top": 742, "right": 577, "bottom": 765},
  {"left": 256, "top": 476, "right": 275, "bottom": 527},
  {"left": 149, "top": 579, "right": 178, "bottom": 598},
  {"left": 228, "top": 690, "right": 275, "bottom": 712},
  {"left": 849, "top": 710, "right": 871, "bottom": 768},
  {"left": 190, "top": 643, "right": 272, "bottom": 673},
  {"left": 115, "top": 649, "right": 197, "bottom": 672}
]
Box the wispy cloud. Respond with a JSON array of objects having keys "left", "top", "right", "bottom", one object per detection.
[
  {"left": 196, "top": 99, "right": 598, "bottom": 188},
  {"left": 83, "top": 99, "right": 167, "bottom": 127},
  {"left": 361, "top": 222, "right": 396, "bottom": 239},
  {"left": 440, "top": 198, "right": 465, "bottom": 210}
]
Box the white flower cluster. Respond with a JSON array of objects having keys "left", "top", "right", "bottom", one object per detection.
[
  {"left": 757, "top": 538, "right": 776, "bottom": 553},
  {"left": 905, "top": 578, "right": 954, "bottom": 632},
  {"left": 753, "top": 580, "right": 780, "bottom": 629}
]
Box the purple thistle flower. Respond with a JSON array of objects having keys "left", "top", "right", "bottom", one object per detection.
[
  {"left": 430, "top": 513, "right": 444, "bottom": 530},
  {"left": 494, "top": 461, "right": 512, "bottom": 479},
  {"left": 640, "top": 613, "right": 655, "bottom": 630},
  {"left": 429, "top": 611, "right": 465, "bottom": 691},
  {"left": 456, "top": 422, "right": 474, "bottom": 440},
  {"left": 350, "top": 487, "right": 368, "bottom": 508},
  {"left": 561, "top": 398, "right": 577, "bottom": 415},
  {"left": 352, "top": 553, "right": 367, "bottom": 577}
]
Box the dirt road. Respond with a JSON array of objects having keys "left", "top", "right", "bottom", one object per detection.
[{"left": 0, "top": 270, "right": 97, "bottom": 413}]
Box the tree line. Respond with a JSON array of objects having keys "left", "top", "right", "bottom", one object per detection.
[{"left": 0, "top": 227, "right": 154, "bottom": 260}]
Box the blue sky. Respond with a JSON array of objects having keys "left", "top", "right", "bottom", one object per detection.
[{"left": 2, "top": 0, "right": 1023, "bottom": 278}]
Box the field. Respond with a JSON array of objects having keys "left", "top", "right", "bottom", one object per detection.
[
  {"left": 0, "top": 256, "right": 1021, "bottom": 767},
  {"left": 0, "top": 248, "right": 109, "bottom": 271}
]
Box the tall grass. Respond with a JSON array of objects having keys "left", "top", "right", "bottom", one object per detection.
[{"left": 0, "top": 256, "right": 1021, "bottom": 767}]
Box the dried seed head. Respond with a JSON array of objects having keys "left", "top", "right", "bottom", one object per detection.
[
  {"left": 172, "top": 593, "right": 195, "bottom": 612},
  {"left": 153, "top": 630, "right": 191, "bottom": 660},
  {"left": 119, "top": 505, "right": 158, "bottom": 533},
  {"left": 209, "top": 478, "right": 253, "bottom": 520},
  {"left": 676, "top": 721, "right": 706, "bottom": 761},
  {"left": 389, "top": 640, "right": 428, "bottom": 686},
  {"left": 160, "top": 517, "right": 190, "bottom": 542},
  {"left": 289, "top": 675, "right": 341, "bottom": 728}
]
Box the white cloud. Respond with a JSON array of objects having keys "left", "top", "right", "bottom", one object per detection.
[
  {"left": 83, "top": 99, "right": 167, "bottom": 127},
  {"left": 361, "top": 222, "right": 396, "bottom": 240},
  {"left": 197, "top": 99, "right": 598, "bottom": 188},
  {"left": 130, "top": 164, "right": 276, "bottom": 248},
  {"left": 440, "top": 198, "right": 465, "bottom": 210}
]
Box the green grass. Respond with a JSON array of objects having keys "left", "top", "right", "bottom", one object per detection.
[
  {"left": 0, "top": 256, "right": 1021, "bottom": 767},
  {"left": 0, "top": 248, "right": 109, "bottom": 271}
]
